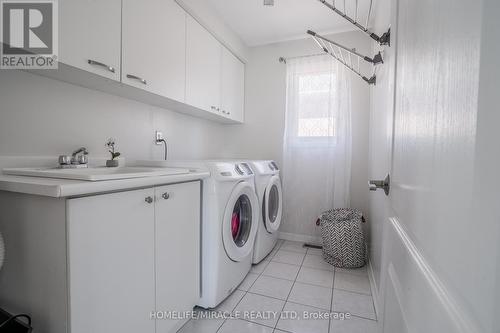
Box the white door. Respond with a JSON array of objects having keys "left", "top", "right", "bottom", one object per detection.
[
  {"left": 185, "top": 16, "right": 222, "bottom": 114},
  {"left": 59, "top": 0, "right": 121, "bottom": 81},
  {"left": 155, "top": 182, "right": 201, "bottom": 333},
  {"left": 221, "top": 48, "right": 245, "bottom": 122},
  {"left": 67, "top": 188, "right": 156, "bottom": 333},
  {"left": 122, "top": 0, "right": 186, "bottom": 101},
  {"left": 222, "top": 182, "right": 259, "bottom": 261},
  {"left": 370, "top": 0, "right": 500, "bottom": 332},
  {"left": 263, "top": 175, "right": 283, "bottom": 233}
]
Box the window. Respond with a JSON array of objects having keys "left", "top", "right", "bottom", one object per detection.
[{"left": 297, "top": 72, "right": 336, "bottom": 138}]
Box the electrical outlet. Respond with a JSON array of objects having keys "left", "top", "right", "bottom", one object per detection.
[{"left": 155, "top": 131, "right": 163, "bottom": 145}]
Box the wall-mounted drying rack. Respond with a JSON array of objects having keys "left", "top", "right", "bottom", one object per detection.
[
  {"left": 316, "top": 0, "right": 390, "bottom": 46},
  {"left": 308, "top": 30, "right": 383, "bottom": 65},
  {"left": 307, "top": 30, "right": 379, "bottom": 85}
]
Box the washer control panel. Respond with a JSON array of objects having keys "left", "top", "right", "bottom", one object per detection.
[{"left": 235, "top": 163, "right": 253, "bottom": 176}]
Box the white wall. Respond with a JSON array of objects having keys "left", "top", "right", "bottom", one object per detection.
[
  {"left": 476, "top": 1, "right": 500, "bottom": 330},
  {"left": 224, "top": 31, "right": 372, "bottom": 239},
  {"left": 175, "top": 0, "right": 249, "bottom": 62},
  {"left": 365, "top": 0, "right": 394, "bottom": 308},
  {"left": 0, "top": 70, "right": 227, "bottom": 161}
]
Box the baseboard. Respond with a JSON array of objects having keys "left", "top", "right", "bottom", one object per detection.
[
  {"left": 367, "top": 258, "right": 380, "bottom": 321},
  {"left": 278, "top": 232, "right": 322, "bottom": 245}
]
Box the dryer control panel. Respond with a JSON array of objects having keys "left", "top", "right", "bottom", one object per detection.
[
  {"left": 249, "top": 160, "right": 280, "bottom": 176},
  {"left": 268, "top": 161, "right": 279, "bottom": 171},
  {"left": 215, "top": 162, "right": 254, "bottom": 179}
]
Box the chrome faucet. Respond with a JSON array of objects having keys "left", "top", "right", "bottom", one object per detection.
[
  {"left": 72, "top": 147, "right": 88, "bottom": 158},
  {"left": 71, "top": 147, "right": 89, "bottom": 165},
  {"left": 58, "top": 147, "right": 89, "bottom": 168}
]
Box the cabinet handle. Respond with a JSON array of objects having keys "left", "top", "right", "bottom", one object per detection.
[
  {"left": 145, "top": 196, "right": 154, "bottom": 204},
  {"left": 87, "top": 59, "right": 115, "bottom": 73},
  {"left": 126, "top": 74, "right": 147, "bottom": 85},
  {"left": 162, "top": 192, "right": 170, "bottom": 200}
]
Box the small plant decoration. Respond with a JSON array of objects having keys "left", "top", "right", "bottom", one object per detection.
[{"left": 105, "top": 138, "right": 121, "bottom": 167}]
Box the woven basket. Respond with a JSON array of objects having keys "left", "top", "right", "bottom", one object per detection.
[{"left": 319, "top": 208, "right": 366, "bottom": 268}]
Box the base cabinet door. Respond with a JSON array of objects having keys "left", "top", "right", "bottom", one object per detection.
[
  {"left": 67, "top": 188, "right": 156, "bottom": 333},
  {"left": 155, "top": 182, "right": 201, "bottom": 333},
  {"left": 59, "top": 0, "right": 121, "bottom": 81}
]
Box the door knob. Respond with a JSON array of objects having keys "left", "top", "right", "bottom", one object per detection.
[
  {"left": 145, "top": 196, "right": 154, "bottom": 204},
  {"left": 162, "top": 192, "right": 170, "bottom": 200},
  {"left": 369, "top": 174, "right": 390, "bottom": 196}
]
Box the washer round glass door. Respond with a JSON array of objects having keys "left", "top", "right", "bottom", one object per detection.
[
  {"left": 222, "top": 181, "right": 259, "bottom": 262},
  {"left": 264, "top": 175, "right": 283, "bottom": 233}
]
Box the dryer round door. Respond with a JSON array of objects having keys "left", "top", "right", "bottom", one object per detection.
[
  {"left": 263, "top": 175, "right": 282, "bottom": 233},
  {"left": 222, "top": 181, "right": 259, "bottom": 262}
]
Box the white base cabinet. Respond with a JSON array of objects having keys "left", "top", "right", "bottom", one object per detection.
[
  {"left": 155, "top": 183, "right": 200, "bottom": 333},
  {"left": 0, "top": 181, "right": 201, "bottom": 333},
  {"left": 67, "top": 188, "right": 156, "bottom": 333}
]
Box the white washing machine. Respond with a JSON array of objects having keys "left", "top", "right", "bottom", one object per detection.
[
  {"left": 248, "top": 160, "right": 283, "bottom": 264},
  {"left": 163, "top": 160, "right": 259, "bottom": 309}
]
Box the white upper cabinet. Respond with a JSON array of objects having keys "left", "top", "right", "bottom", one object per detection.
[
  {"left": 122, "top": 0, "right": 186, "bottom": 101},
  {"left": 186, "top": 16, "right": 222, "bottom": 114},
  {"left": 59, "top": 0, "right": 121, "bottom": 81},
  {"left": 53, "top": 1, "right": 245, "bottom": 123},
  {"left": 221, "top": 48, "right": 245, "bottom": 122}
]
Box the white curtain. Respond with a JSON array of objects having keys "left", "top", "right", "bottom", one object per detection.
[{"left": 282, "top": 54, "right": 352, "bottom": 237}]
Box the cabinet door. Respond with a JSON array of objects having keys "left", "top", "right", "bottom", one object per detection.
[
  {"left": 155, "top": 181, "right": 201, "bottom": 333},
  {"left": 221, "top": 48, "right": 245, "bottom": 122},
  {"left": 59, "top": 0, "right": 121, "bottom": 81},
  {"left": 67, "top": 188, "right": 156, "bottom": 333},
  {"left": 122, "top": 0, "right": 186, "bottom": 101},
  {"left": 186, "top": 16, "right": 222, "bottom": 113}
]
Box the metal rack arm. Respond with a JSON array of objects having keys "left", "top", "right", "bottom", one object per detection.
[
  {"left": 316, "top": 0, "right": 390, "bottom": 46},
  {"left": 310, "top": 35, "right": 376, "bottom": 85},
  {"left": 307, "top": 30, "right": 383, "bottom": 65}
]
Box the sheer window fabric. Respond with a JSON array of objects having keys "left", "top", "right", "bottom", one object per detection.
[{"left": 282, "top": 55, "right": 352, "bottom": 237}]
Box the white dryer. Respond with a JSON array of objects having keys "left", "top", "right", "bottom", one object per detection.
[
  {"left": 248, "top": 160, "right": 283, "bottom": 264},
  {"left": 164, "top": 160, "right": 259, "bottom": 309}
]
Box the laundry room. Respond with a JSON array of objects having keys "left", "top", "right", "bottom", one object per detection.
[{"left": 0, "top": 0, "right": 498, "bottom": 332}]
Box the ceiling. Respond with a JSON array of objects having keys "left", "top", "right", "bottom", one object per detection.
[{"left": 205, "top": 0, "right": 372, "bottom": 46}]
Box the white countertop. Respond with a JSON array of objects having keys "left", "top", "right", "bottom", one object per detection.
[{"left": 0, "top": 171, "right": 210, "bottom": 198}]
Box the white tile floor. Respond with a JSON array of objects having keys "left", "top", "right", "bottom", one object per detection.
[{"left": 177, "top": 240, "right": 378, "bottom": 333}]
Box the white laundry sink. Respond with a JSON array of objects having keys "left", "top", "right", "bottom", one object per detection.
[{"left": 2, "top": 166, "right": 191, "bottom": 181}]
